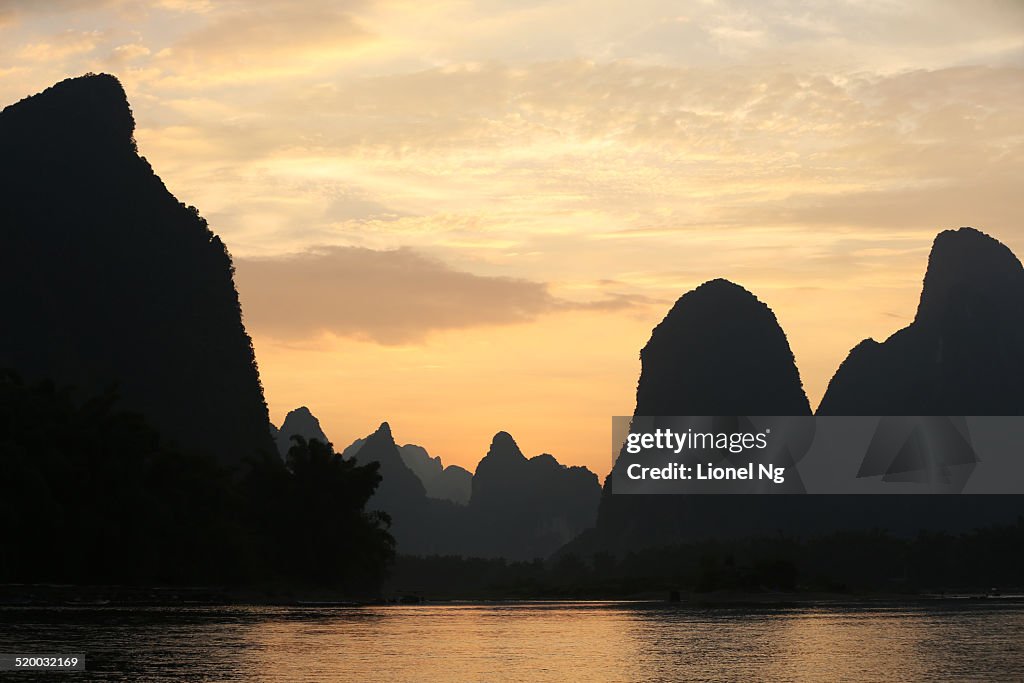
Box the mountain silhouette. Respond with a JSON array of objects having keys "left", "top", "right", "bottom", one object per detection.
[
  {"left": 275, "top": 406, "right": 330, "bottom": 457},
  {"left": 0, "top": 74, "right": 273, "bottom": 463},
  {"left": 819, "top": 227, "right": 1024, "bottom": 415},
  {"left": 815, "top": 227, "right": 1024, "bottom": 532},
  {"left": 341, "top": 433, "right": 471, "bottom": 505},
  {"left": 468, "top": 431, "right": 601, "bottom": 559},
  {"left": 342, "top": 425, "right": 600, "bottom": 558},
  {"left": 578, "top": 235, "right": 1024, "bottom": 556},
  {"left": 588, "top": 279, "right": 813, "bottom": 551},
  {"left": 433, "top": 464, "right": 473, "bottom": 505},
  {"left": 472, "top": 432, "right": 528, "bottom": 504},
  {"left": 399, "top": 444, "right": 472, "bottom": 505},
  {"left": 395, "top": 443, "right": 439, "bottom": 482},
  {"left": 344, "top": 422, "right": 470, "bottom": 554},
  {"left": 635, "top": 278, "right": 811, "bottom": 416},
  {"left": 353, "top": 422, "right": 429, "bottom": 505}
]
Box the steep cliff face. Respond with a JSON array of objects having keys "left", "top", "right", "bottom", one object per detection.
[
  {"left": 819, "top": 228, "right": 1024, "bottom": 415},
  {"left": 592, "top": 279, "right": 812, "bottom": 550},
  {"left": 0, "top": 74, "right": 274, "bottom": 463},
  {"left": 811, "top": 227, "right": 1024, "bottom": 537}
]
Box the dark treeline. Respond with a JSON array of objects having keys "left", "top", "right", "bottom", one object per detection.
[
  {"left": 389, "top": 521, "right": 1024, "bottom": 599},
  {"left": 0, "top": 371, "right": 393, "bottom": 593}
]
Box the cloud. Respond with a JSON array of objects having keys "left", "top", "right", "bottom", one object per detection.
[
  {"left": 0, "top": 0, "right": 124, "bottom": 27},
  {"left": 107, "top": 42, "right": 151, "bottom": 64},
  {"left": 731, "top": 175, "right": 1023, "bottom": 233},
  {"left": 160, "top": 1, "right": 373, "bottom": 79},
  {"left": 254, "top": 61, "right": 1023, "bottom": 222},
  {"left": 275, "top": 61, "right": 1021, "bottom": 163},
  {"left": 234, "top": 246, "right": 648, "bottom": 344},
  {"left": 0, "top": 0, "right": 118, "bottom": 13},
  {"left": 126, "top": 56, "right": 1021, "bottom": 262},
  {"left": 16, "top": 29, "right": 102, "bottom": 61},
  {"left": 151, "top": 0, "right": 213, "bottom": 12}
]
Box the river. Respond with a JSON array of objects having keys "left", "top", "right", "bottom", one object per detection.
[{"left": 1, "top": 601, "right": 1022, "bottom": 681}]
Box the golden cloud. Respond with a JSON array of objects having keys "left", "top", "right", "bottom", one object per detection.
[{"left": 234, "top": 246, "right": 653, "bottom": 344}]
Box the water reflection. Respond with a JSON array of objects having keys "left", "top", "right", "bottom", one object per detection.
[{"left": 1, "top": 602, "right": 1022, "bottom": 682}]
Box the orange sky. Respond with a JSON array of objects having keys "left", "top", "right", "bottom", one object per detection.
[{"left": 2, "top": 0, "right": 1022, "bottom": 476}]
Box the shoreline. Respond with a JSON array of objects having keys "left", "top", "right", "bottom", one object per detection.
[{"left": 2, "top": 584, "right": 1022, "bottom": 609}]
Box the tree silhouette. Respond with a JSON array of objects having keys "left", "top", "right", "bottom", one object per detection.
[{"left": 0, "top": 370, "right": 394, "bottom": 593}]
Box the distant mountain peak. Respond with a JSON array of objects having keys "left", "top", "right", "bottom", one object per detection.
[
  {"left": 396, "top": 443, "right": 471, "bottom": 506},
  {"left": 486, "top": 431, "right": 526, "bottom": 461},
  {"left": 351, "top": 422, "right": 429, "bottom": 538},
  {"left": 915, "top": 226, "right": 1024, "bottom": 325},
  {"left": 276, "top": 406, "right": 330, "bottom": 456},
  {"left": 469, "top": 431, "right": 602, "bottom": 559}
]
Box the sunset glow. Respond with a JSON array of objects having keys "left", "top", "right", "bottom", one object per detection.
[{"left": 3, "top": 0, "right": 1022, "bottom": 475}]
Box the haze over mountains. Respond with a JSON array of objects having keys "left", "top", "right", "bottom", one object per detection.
[
  {"left": 0, "top": 74, "right": 274, "bottom": 464},
  {"left": 336, "top": 420, "right": 602, "bottom": 559},
  {"left": 339, "top": 432, "right": 472, "bottom": 506},
  {"left": 397, "top": 445, "right": 473, "bottom": 506},
  {"left": 292, "top": 411, "right": 601, "bottom": 553}
]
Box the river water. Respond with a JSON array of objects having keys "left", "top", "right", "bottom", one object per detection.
[{"left": 1, "top": 601, "right": 1022, "bottom": 681}]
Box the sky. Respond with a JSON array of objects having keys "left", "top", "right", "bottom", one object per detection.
[{"left": 1, "top": 0, "right": 1022, "bottom": 477}]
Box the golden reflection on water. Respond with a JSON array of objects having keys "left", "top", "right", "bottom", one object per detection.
[
  {"left": 239, "top": 602, "right": 1024, "bottom": 683},
  {"left": 2, "top": 602, "right": 1023, "bottom": 682},
  {"left": 246, "top": 603, "right": 644, "bottom": 682}
]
